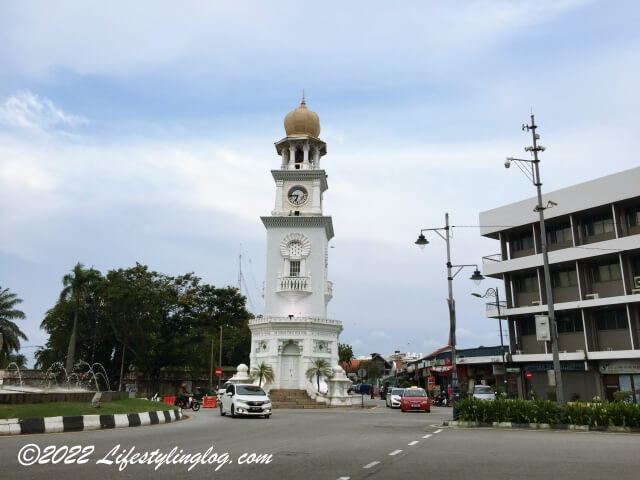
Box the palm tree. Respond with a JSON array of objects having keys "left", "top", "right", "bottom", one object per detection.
[
  {"left": 250, "top": 361, "right": 275, "bottom": 388},
  {"left": 0, "top": 287, "right": 28, "bottom": 366},
  {"left": 306, "top": 358, "right": 334, "bottom": 393},
  {"left": 60, "top": 263, "right": 102, "bottom": 373}
]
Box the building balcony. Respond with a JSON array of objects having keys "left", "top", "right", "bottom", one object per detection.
[{"left": 276, "top": 275, "right": 312, "bottom": 296}]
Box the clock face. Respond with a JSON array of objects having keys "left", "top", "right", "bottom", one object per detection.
[{"left": 288, "top": 186, "right": 308, "bottom": 206}]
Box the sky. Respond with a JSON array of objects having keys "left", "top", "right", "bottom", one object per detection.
[{"left": 1, "top": 0, "right": 640, "bottom": 367}]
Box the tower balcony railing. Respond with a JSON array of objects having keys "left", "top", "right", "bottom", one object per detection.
[
  {"left": 325, "top": 280, "right": 333, "bottom": 300},
  {"left": 277, "top": 275, "right": 312, "bottom": 294}
]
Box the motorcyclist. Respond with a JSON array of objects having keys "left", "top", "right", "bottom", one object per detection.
[{"left": 177, "top": 383, "right": 191, "bottom": 408}]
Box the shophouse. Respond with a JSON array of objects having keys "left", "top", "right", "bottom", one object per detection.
[{"left": 479, "top": 167, "right": 640, "bottom": 402}]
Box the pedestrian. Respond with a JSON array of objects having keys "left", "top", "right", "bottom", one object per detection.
[{"left": 370, "top": 386, "right": 375, "bottom": 399}]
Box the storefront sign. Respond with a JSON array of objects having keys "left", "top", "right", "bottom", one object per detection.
[
  {"left": 599, "top": 361, "right": 640, "bottom": 374},
  {"left": 525, "top": 362, "right": 586, "bottom": 372},
  {"left": 432, "top": 365, "right": 452, "bottom": 373},
  {"left": 506, "top": 367, "right": 521, "bottom": 373}
]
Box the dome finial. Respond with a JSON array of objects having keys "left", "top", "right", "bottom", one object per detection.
[{"left": 301, "top": 89, "right": 306, "bottom": 106}]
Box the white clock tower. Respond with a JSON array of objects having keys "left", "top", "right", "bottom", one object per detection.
[{"left": 249, "top": 95, "right": 343, "bottom": 392}]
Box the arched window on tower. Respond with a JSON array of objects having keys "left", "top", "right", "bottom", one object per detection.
[{"left": 295, "top": 148, "right": 304, "bottom": 168}]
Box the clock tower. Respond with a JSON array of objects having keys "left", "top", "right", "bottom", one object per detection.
[{"left": 248, "top": 95, "right": 343, "bottom": 392}]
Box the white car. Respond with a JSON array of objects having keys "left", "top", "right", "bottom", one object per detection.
[
  {"left": 386, "top": 388, "right": 405, "bottom": 408},
  {"left": 472, "top": 385, "right": 496, "bottom": 401},
  {"left": 219, "top": 383, "right": 272, "bottom": 418}
]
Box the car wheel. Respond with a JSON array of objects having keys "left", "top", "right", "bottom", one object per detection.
[
  {"left": 231, "top": 405, "right": 236, "bottom": 418},
  {"left": 219, "top": 403, "right": 225, "bottom": 416}
]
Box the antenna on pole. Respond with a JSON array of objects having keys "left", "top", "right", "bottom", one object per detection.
[{"left": 238, "top": 245, "right": 243, "bottom": 291}]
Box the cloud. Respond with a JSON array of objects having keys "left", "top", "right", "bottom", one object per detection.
[
  {"left": 0, "top": 91, "right": 87, "bottom": 132},
  {"left": 368, "top": 330, "right": 389, "bottom": 340}
]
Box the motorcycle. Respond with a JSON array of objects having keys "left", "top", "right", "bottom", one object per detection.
[{"left": 175, "top": 394, "right": 201, "bottom": 411}]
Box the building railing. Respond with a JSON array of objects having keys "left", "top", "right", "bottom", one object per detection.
[
  {"left": 249, "top": 316, "right": 342, "bottom": 326},
  {"left": 482, "top": 253, "right": 503, "bottom": 264},
  {"left": 276, "top": 275, "right": 312, "bottom": 293},
  {"left": 485, "top": 300, "right": 507, "bottom": 312}
]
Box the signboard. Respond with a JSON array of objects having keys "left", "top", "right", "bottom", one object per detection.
[
  {"left": 598, "top": 361, "right": 640, "bottom": 374},
  {"left": 535, "top": 315, "right": 551, "bottom": 342},
  {"left": 524, "top": 370, "right": 533, "bottom": 381},
  {"left": 357, "top": 368, "right": 367, "bottom": 378},
  {"left": 214, "top": 367, "right": 223, "bottom": 377},
  {"left": 547, "top": 369, "right": 556, "bottom": 387},
  {"left": 506, "top": 367, "right": 521, "bottom": 373}
]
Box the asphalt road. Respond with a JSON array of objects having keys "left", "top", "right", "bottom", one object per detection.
[{"left": 1, "top": 400, "right": 638, "bottom": 480}]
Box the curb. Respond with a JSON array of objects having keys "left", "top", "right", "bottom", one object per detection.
[
  {"left": 443, "top": 420, "right": 640, "bottom": 433},
  {"left": 0, "top": 409, "right": 183, "bottom": 436}
]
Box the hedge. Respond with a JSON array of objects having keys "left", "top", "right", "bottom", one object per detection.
[{"left": 455, "top": 397, "right": 640, "bottom": 427}]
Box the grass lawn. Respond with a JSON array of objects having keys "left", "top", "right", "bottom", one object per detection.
[{"left": 0, "top": 398, "right": 175, "bottom": 419}]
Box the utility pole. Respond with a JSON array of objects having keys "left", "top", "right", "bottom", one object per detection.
[
  {"left": 218, "top": 325, "right": 223, "bottom": 390},
  {"left": 526, "top": 115, "right": 565, "bottom": 405}
]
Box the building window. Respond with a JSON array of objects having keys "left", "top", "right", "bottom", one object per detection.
[
  {"left": 583, "top": 214, "right": 614, "bottom": 236},
  {"left": 552, "top": 269, "right": 578, "bottom": 288},
  {"left": 511, "top": 231, "right": 534, "bottom": 252},
  {"left": 295, "top": 149, "right": 304, "bottom": 163},
  {"left": 546, "top": 222, "right": 572, "bottom": 245},
  {"left": 517, "top": 274, "right": 538, "bottom": 293},
  {"left": 627, "top": 207, "right": 640, "bottom": 227},
  {"left": 595, "top": 309, "right": 628, "bottom": 330},
  {"left": 520, "top": 317, "right": 536, "bottom": 336},
  {"left": 589, "top": 262, "right": 621, "bottom": 283},
  {"left": 556, "top": 311, "right": 583, "bottom": 333},
  {"left": 289, "top": 260, "right": 300, "bottom": 277}
]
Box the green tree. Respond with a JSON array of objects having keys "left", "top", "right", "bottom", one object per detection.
[
  {"left": 60, "top": 263, "right": 102, "bottom": 372},
  {"left": 361, "top": 360, "right": 383, "bottom": 384},
  {"left": 306, "top": 358, "right": 334, "bottom": 392},
  {"left": 338, "top": 343, "right": 354, "bottom": 367},
  {"left": 250, "top": 361, "right": 275, "bottom": 387},
  {"left": 0, "top": 287, "right": 28, "bottom": 367}
]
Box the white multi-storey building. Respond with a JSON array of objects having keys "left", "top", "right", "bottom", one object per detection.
[
  {"left": 248, "top": 96, "right": 342, "bottom": 391},
  {"left": 479, "top": 167, "right": 640, "bottom": 402}
]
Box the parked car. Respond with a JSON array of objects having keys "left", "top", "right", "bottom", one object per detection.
[
  {"left": 386, "top": 388, "right": 405, "bottom": 408},
  {"left": 219, "top": 383, "right": 272, "bottom": 418},
  {"left": 472, "top": 385, "right": 496, "bottom": 401},
  {"left": 401, "top": 387, "right": 431, "bottom": 413}
]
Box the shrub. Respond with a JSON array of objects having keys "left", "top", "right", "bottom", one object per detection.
[
  {"left": 569, "top": 392, "right": 581, "bottom": 402},
  {"left": 455, "top": 398, "right": 640, "bottom": 427},
  {"left": 613, "top": 391, "right": 633, "bottom": 403}
]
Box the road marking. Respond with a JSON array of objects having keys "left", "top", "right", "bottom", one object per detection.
[
  {"left": 430, "top": 424, "right": 439, "bottom": 427},
  {"left": 337, "top": 477, "right": 351, "bottom": 480},
  {"left": 408, "top": 440, "right": 419, "bottom": 446},
  {"left": 363, "top": 461, "right": 380, "bottom": 469},
  {"left": 422, "top": 434, "right": 432, "bottom": 439},
  {"left": 389, "top": 450, "right": 403, "bottom": 456},
  {"left": 434, "top": 429, "right": 443, "bottom": 434}
]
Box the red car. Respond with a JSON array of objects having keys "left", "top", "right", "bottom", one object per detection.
[{"left": 401, "top": 387, "right": 431, "bottom": 413}]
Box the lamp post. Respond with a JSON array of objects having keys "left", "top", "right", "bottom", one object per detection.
[
  {"left": 504, "top": 114, "right": 564, "bottom": 404},
  {"left": 472, "top": 288, "right": 507, "bottom": 395},
  {"left": 416, "top": 212, "right": 484, "bottom": 418}
]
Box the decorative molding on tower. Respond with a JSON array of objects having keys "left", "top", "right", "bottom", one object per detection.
[
  {"left": 261, "top": 216, "right": 334, "bottom": 240},
  {"left": 271, "top": 170, "right": 328, "bottom": 192}
]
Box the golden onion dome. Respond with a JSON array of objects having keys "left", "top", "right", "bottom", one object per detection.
[{"left": 284, "top": 93, "right": 320, "bottom": 138}]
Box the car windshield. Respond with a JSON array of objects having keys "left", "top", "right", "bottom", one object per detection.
[
  {"left": 236, "top": 385, "right": 266, "bottom": 396},
  {"left": 403, "top": 389, "right": 426, "bottom": 397},
  {"left": 391, "top": 389, "right": 404, "bottom": 395},
  {"left": 474, "top": 386, "right": 493, "bottom": 394}
]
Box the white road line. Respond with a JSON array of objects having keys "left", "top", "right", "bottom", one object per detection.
[
  {"left": 430, "top": 424, "right": 439, "bottom": 427},
  {"left": 389, "top": 450, "right": 403, "bottom": 456},
  {"left": 337, "top": 477, "right": 351, "bottom": 480},
  {"left": 422, "top": 434, "right": 432, "bottom": 439},
  {"left": 434, "top": 429, "right": 443, "bottom": 434},
  {"left": 363, "top": 461, "right": 381, "bottom": 469},
  {"left": 408, "top": 440, "right": 419, "bottom": 446}
]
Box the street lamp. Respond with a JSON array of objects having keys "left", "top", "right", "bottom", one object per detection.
[
  {"left": 504, "top": 114, "right": 565, "bottom": 404},
  {"left": 472, "top": 288, "right": 508, "bottom": 395},
  {"left": 415, "top": 212, "right": 485, "bottom": 418}
]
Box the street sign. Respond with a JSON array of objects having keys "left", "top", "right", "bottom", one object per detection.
[
  {"left": 357, "top": 368, "right": 367, "bottom": 378},
  {"left": 524, "top": 370, "right": 533, "bottom": 380},
  {"left": 214, "top": 367, "right": 223, "bottom": 377}
]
